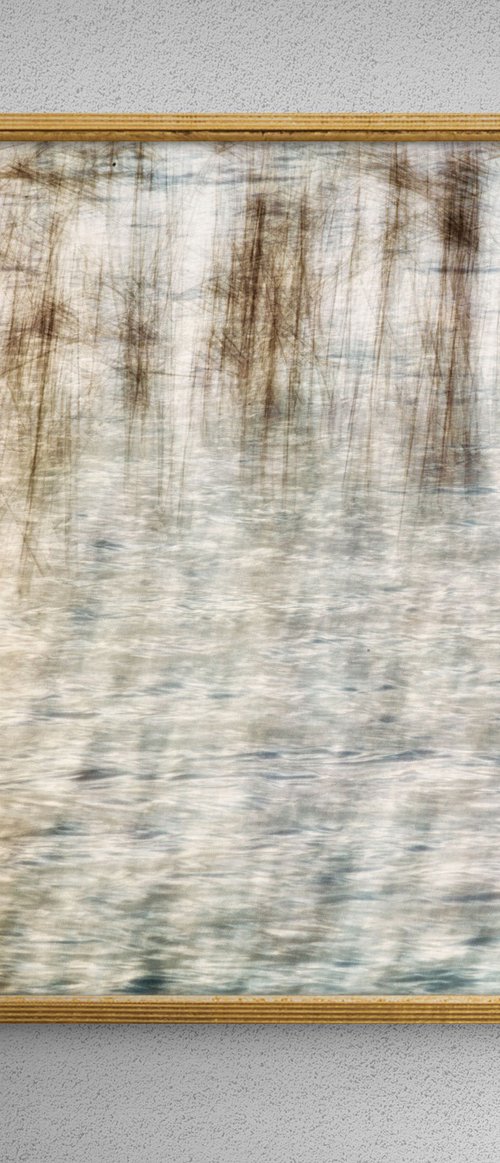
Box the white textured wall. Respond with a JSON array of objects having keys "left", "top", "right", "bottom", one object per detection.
[
  {"left": 1, "top": 2, "right": 500, "bottom": 1160},
  {"left": 1, "top": 0, "right": 499, "bottom": 112},
  {"left": 2, "top": 1025, "right": 500, "bottom": 1160}
]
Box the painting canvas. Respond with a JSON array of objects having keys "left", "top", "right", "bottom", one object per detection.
[{"left": 1, "top": 134, "right": 500, "bottom": 1003}]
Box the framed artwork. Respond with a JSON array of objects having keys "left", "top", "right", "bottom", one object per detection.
[{"left": 2, "top": 115, "right": 500, "bottom": 1023}]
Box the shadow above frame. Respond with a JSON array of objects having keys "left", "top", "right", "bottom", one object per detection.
[{"left": 2, "top": 113, "right": 500, "bottom": 1022}]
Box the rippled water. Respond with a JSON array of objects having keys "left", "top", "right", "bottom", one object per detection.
[{"left": 1, "top": 141, "right": 500, "bottom": 994}]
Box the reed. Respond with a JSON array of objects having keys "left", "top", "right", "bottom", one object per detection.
[{"left": 0, "top": 140, "right": 488, "bottom": 586}]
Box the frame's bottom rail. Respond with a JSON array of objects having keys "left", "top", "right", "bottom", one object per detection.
[{"left": 1, "top": 996, "right": 500, "bottom": 1022}]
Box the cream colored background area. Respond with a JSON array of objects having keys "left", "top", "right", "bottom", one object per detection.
[{"left": 1, "top": 0, "right": 500, "bottom": 1159}]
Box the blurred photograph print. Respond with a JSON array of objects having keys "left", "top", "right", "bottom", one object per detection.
[{"left": 2, "top": 139, "right": 500, "bottom": 997}]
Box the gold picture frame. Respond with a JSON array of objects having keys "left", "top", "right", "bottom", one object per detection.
[{"left": 2, "top": 113, "right": 500, "bottom": 1024}]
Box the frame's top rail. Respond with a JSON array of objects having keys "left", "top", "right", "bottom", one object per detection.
[{"left": 0, "top": 114, "right": 500, "bottom": 141}]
